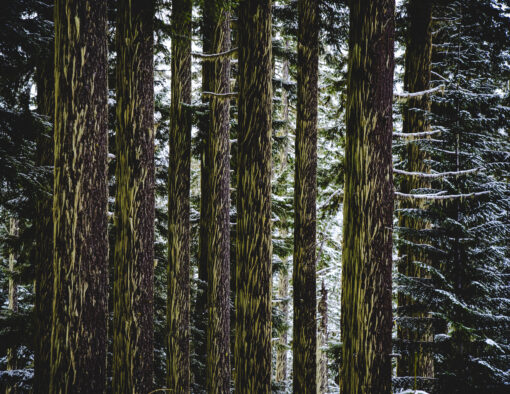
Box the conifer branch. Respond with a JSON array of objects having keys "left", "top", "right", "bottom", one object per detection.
[
  {"left": 394, "top": 84, "right": 445, "bottom": 99},
  {"left": 395, "top": 190, "right": 490, "bottom": 200},
  {"left": 394, "top": 168, "right": 480, "bottom": 178}
]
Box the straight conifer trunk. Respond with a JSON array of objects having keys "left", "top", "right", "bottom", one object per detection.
[
  {"left": 235, "top": 0, "right": 273, "bottom": 391},
  {"left": 397, "top": 0, "right": 434, "bottom": 380},
  {"left": 50, "top": 0, "right": 108, "bottom": 391},
  {"left": 341, "top": 0, "right": 395, "bottom": 392},
  {"left": 167, "top": 0, "right": 192, "bottom": 391},
  {"left": 206, "top": 1, "right": 232, "bottom": 393},
  {"left": 7, "top": 218, "right": 19, "bottom": 384},
  {"left": 293, "top": 0, "right": 319, "bottom": 391},
  {"left": 113, "top": 0, "right": 155, "bottom": 392},
  {"left": 34, "top": 32, "right": 54, "bottom": 393}
]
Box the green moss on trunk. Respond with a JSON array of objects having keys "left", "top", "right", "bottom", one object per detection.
[
  {"left": 113, "top": 1, "right": 155, "bottom": 392},
  {"left": 341, "top": 0, "right": 395, "bottom": 392},
  {"left": 50, "top": 1, "right": 108, "bottom": 392},
  {"left": 235, "top": 0, "right": 273, "bottom": 392}
]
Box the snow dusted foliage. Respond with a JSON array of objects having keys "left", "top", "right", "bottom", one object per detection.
[{"left": 394, "top": 1, "right": 510, "bottom": 392}]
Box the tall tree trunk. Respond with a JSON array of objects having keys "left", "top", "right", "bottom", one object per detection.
[
  {"left": 206, "top": 2, "right": 232, "bottom": 393},
  {"left": 397, "top": 0, "right": 434, "bottom": 381},
  {"left": 167, "top": 0, "right": 192, "bottom": 391},
  {"left": 235, "top": 0, "right": 273, "bottom": 391},
  {"left": 34, "top": 20, "right": 54, "bottom": 391},
  {"left": 317, "top": 281, "right": 328, "bottom": 394},
  {"left": 195, "top": 1, "right": 214, "bottom": 387},
  {"left": 341, "top": 0, "right": 395, "bottom": 393},
  {"left": 293, "top": 0, "right": 319, "bottom": 391},
  {"left": 113, "top": 0, "right": 155, "bottom": 392},
  {"left": 7, "top": 218, "right": 19, "bottom": 394},
  {"left": 50, "top": 0, "right": 108, "bottom": 391}
]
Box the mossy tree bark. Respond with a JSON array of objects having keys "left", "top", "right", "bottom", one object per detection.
[
  {"left": 206, "top": 1, "right": 232, "bottom": 393},
  {"left": 293, "top": 0, "right": 319, "bottom": 391},
  {"left": 397, "top": 0, "right": 434, "bottom": 380},
  {"left": 50, "top": 0, "right": 108, "bottom": 392},
  {"left": 341, "top": 0, "right": 395, "bottom": 393},
  {"left": 167, "top": 0, "right": 192, "bottom": 391},
  {"left": 34, "top": 26, "right": 54, "bottom": 392},
  {"left": 317, "top": 281, "right": 328, "bottom": 394},
  {"left": 235, "top": 0, "right": 273, "bottom": 392},
  {"left": 113, "top": 0, "right": 155, "bottom": 392}
]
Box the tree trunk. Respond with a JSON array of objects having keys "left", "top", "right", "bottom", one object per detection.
[
  {"left": 397, "top": 0, "right": 435, "bottom": 381},
  {"left": 7, "top": 218, "right": 19, "bottom": 394},
  {"left": 167, "top": 0, "right": 192, "bottom": 391},
  {"left": 50, "top": 0, "right": 108, "bottom": 391},
  {"left": 341, "top": 0, "right": 395, "bottom": 393},
  {"left": 317, "top": 281, "right": 328, "bottom": 394},
  {"left": 293, "top": 0, "right": 319, "bottom": 391},
  {"left": 113, "top": 0, "right": 155, "bottom": 392},
  {"left": 34, "top": 23, "right": 54, "bottom": 392},
  {"left": 206, "top": 2, "right": 232, "bottom": 393},
  {"left": 235, "top": 0, "right": 273, "bottom": 392}
]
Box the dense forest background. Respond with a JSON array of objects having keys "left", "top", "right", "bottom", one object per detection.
[{"left": 0, "top": 0, "right": 509, "bottom": 393}]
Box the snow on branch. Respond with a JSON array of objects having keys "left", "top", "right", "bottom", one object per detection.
[
  {"left": 394, "top": 168, "right": 480, "bottom": 179},
  {"left": 192, "top": 47, "right": 238, "bottom": 60},
  {"left": 395, "top": 190, "right": 490, "bottom": 200},
  {"left": 202, "top": 91, "right": 238, "bottom": 99},
  {"left": 393, "top": 130, "right": 442, "bottom": 138},
  {"left": 394, "top": 85, "right": 445, "bottom": 100}
]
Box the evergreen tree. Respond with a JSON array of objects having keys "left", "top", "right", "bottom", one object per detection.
[
  {"left": 235, "top": 0, "right": 273, "bottom": 392},
  {"left": 112, "top": 0, "right": 155, "bottom": 391},
  {"left": 167, "top": 0, "right": 192, "bottom": 391},
  {"left": 50, "top": 0, "right": 109, "bottom": 391},
  {"left": 293, "top": 0, "right": 319, "bottom": 391},
  {"left": 341, "top": 0, "right": 395, "bottom": 393}
]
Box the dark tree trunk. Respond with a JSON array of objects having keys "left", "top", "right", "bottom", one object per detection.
[
  {"left": 113, "top": 0, "right": 155, "bottom": 392},
  {"left": 235, "top": 0, "right": 273, "bottom": 392},
  {"left": 341, "top": 0, "right": 395, "bottom": 393},
  {"left": 206, "top": 1, "right": 232, "bottom": 393},
  {"left": 34, "top": 24, "right": 54, "bottom": 392},
  {"left": 167, "top": 0, "right": 192, "bottom": 391},
  {"left": 293, "top": 0, "right": 319, "bottom": 391},
  {"left": 397, "top": 0, "right": 435, "bottom": 380},
  {"left": 50, "top": 0, "right": 108, "bottom": 392}
]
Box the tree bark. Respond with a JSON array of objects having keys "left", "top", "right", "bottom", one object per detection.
[
  {"left": 34, "top": 21, "right": 54, "bottom": 391},
  {"left": 50, "top": 0, "right": 108, "bottom": 391},
  {"left": 397, "top": 0, "right": 435, "bottom": 381},
  {"left": 235, "top": 0, "right": 273, "bottom": 392},
  {"left": 206, "top": 2, "right": 232, "bottom": 393},
  {"left": 113, "top": 0, "right": 155, "bottom": 392},
  {"left": 167, "top": 0, "right": 192, "bottom": 391},
  {"left": 293, "top": 0, "right": 319, "bottom": 391},
  {"left": 7, "top": 218, "right": 19, "bottom": 394},
  {"left": 341, "top": 0, "right": 395, "bottom": 393},
  {"left": 318, "top": 281, "right": 328, "bottom": 394}
]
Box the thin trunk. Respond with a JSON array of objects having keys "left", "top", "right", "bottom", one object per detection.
[
  {"left": 275, "top": 261, "right": 289, "bottom": 383},
  {"left": 50, "top": 0, "right": 108, "bottom": 391},
  {"left": 195, "top": 1, "right": 214, "bottom": 387},
  {"left": 293, "top": 0, "right": 319, "bottom": 391},
  {"left": 397, "top": 0, "right": 434, "bottom": 380},
  {"left": 34, "top": 23, "right": 54, "bottom": 391},
  {"left": 7, "top": 218, "right": 19, "bottom": 394},
  {"left": 235, "top": 0, "right": 273, "bottom": 391},
  {"left": 341, "top": 0, "right": 395, "bottom": 393},
  {"left": 317, "top": 281, "right": 328, "bottom": 394},
  {"left": 206, "top": 1, "right": 232, "bottom": 393},
  {"left": 167, "top": 0, "right": 192, "bottom": 391},
  {"left": 113, "top": 0, "right": 155, "bottom": 392}
]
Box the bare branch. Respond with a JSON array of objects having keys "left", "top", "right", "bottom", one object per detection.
[
  {"left": 393, "top": 130, "right": 442, "bottom": 138},
  {"left": 202, "top": 91, "right": 238, "bottom": 99},
  {"left": 192, "top": 47, "right": 238, "bottom": 61},
  {"left": 394, "top": 85, "right": 445, "bottom": 99},
  {"left": 395, "top": 191, "right": 490, "bottom": 200},
  {"left": 394, "top": 168, "right": 480, "bottom": 179}
]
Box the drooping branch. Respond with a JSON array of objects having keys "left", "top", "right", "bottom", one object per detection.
[{"left": 394, "top": 168, "right": 480, "bottom": 178}]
